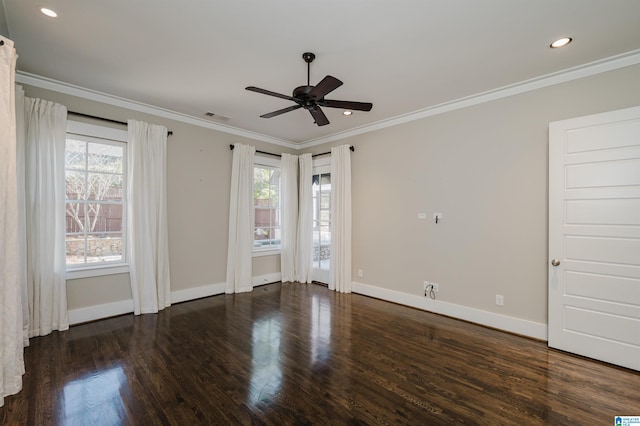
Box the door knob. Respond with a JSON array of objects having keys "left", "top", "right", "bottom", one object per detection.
[{"left": 551, "top": 259, "right": 560, "bottom": 266}]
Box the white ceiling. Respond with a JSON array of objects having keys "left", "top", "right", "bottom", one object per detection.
[{"left": 3, "top": 0, "right": 640, "bottom": 144}]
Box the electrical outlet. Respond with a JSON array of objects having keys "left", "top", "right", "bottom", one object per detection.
[
  {"left": 496, "top": 294, "right": 504, "bottom": 306},
  {"left": 431, "top": 282, "right": 439, "bottom": 292},
  {"left": 358, "top": 269, "right": 363, "bottom": 278}
]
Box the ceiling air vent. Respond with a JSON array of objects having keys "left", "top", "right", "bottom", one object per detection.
[{"left": 205, "top": 112, "right": 231, "bottom": 122}]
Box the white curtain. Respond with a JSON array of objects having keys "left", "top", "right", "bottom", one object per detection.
[
  {"left": 296, "top": 153, "right": 313, "bottom": 283},
  {"left": 127, "top": 119, "right": 171, "bottom": 315},
  {"left": 226, "top": 143, "right": 255, "bottom": 293},
  {"left": 21, "top": 93, "right": 69, "bottom": 336},
  {"left": 280, "top": 153, "right": 298, "bottom": 282},
  {"left": 0, "top": 36, "right": 26, "bottom": 408},
  {"left": 329, "top": 145, "right": 352, "bottom": 293}
]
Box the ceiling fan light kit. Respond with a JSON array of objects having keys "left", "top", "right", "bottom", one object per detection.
[{"left": 246, "top": 52, "right": 373, "bottom": 126}]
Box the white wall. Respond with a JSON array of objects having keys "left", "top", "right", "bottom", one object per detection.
[
  {"left": 308, "top": 64, "right": 640, "bottom": 338},
  {"left": 21, "top": 62, "right": 640, "bottom": 337}
]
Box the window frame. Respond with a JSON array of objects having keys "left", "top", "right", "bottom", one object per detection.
[
  {"left": 65, "top": 121, "right": 129, "bottom": 279},
  {"left": 252, "top": 155, "right": 281, "bottom": 257}
]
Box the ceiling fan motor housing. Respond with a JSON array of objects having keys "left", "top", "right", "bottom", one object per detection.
[{"left": 293, "top": 85, "right": 317, "bottom": 109}]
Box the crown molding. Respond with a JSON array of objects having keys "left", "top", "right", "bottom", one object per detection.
[
  {"left": 17, "top": 48, "right": 640, "bottom": 151},
  {"left": 15, "top": 71, "right": 298, "bottom": 149},
  {"left": 299, "top": 49, "right": 640, "bottom": 149}
]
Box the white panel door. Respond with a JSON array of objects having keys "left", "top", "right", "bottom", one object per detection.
[{"left": 549, "top": 106, "right": 640, "bottom": 371}]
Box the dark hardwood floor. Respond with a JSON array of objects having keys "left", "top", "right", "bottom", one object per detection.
[{"left": 1, "top": 282, "right": 638, "bottom": 425}]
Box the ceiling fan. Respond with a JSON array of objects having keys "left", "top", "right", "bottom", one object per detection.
[{"left": 246, "top": 52, "right": 373, "bottom": 126}]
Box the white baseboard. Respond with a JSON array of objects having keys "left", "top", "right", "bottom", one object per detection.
[
  {"left": 69, "top": 275, "right": 284, "bottom": 325},
  {"left": 171, "top": 282, "right": 226, "bottom": 304},
  {"left": 252, "top": 272, "right": 282, "bottom": 287},
  {"left": 352, "top": 281, "right": 548, "bottom": 341},
  {"left": 68, "top": 299, "right": 134, "bottom": 325}
]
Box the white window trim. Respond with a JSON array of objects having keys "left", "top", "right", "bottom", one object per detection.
[
  {"left": 254, "top": 154, "right": 281, "bottom": 168},
  {"left": 252, "top": 248, "right": 281, "bottom": 258},
  {"left": 65, "top": 120, "right": 130, "bottom": 278},
  {"left": 313, "top": 156, "right": 330, "bottom": 169},
  {"left": 66, "top": 265, "right": 129, "bottom": 280}
]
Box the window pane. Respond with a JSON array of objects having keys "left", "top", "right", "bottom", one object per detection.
[
  {"left": 86, "top": 203, "right": 123, "bottom": 234},
  {"left": 66, "top": 202, "right": 86, "bottom": 233},
  {"left": 320, "top": 194, "right": 330, "bottom": 210},
  {"left": 320, "top": 173, "right": 330, "bottom": 186},
  {"left": 320, "top": 210, "right": 330, "bottom": 222},
  {"left": 87, "top": 173, "right": 123, "bottom": 201},
  {"left": 266, "top": 228, "right": 277, "bottom": 244},
  {"left": 255, "top": 208, "right": 271, "bottom": 228},
  {"left": 271, "top": 183, "right": 280, "bottom": 208},
  {"left": 66, "top": 171, "right": 86, "bottom": 200},
  {"left": 320, "top": 226, "right": 331, "bottom": 245},
  {"left": 65, "top": 140, "right": 86, "bottom": 170},
  {"left": 66, "top": 234, "right": 86, "bottom": 265},
  {"left": 254, "top": 167, "right": 271, "bottom": 207},
  {"left": 85, "top": 233, "right": 123, "bottom": 263},
  {"left": 88, "top": 142, "right": 123, "bottom": 173},
  {"left": 255, "top": 227, "right": 269, "bottom": 241}
]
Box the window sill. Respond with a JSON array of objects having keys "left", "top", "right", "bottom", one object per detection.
[
  {"left": 66, "top": 264, "right": 129, "bottom": 280},
  {"left": 252, "top": 249, "right": 281, "bottom": 258}
]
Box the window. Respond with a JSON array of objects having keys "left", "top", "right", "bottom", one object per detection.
[
  {"left": 311, "top": 158, "right": 331, "bottom": 283},
  {"left": 253, "top": 161, "right": 281, "bottom": 251},
  {"left": 65, "top": 122, "right": 127, "bottom": 274},
  {"left": 312, "top": 171, "right": 331, "bottom": 271}
]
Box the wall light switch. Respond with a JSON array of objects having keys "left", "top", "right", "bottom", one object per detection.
[{"left": 418, "top": 213, "right": 427, "bottom": 219}]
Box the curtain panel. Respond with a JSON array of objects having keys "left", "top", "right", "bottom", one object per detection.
[
  {"left": 296, "top": 153, "right": 313, "bottom": 283},
  {"left": 127, "top": 119, "right": 171, "bottom": 315},
  {"left": 226, "top": 143, "right": 255, "bottom": 293},
  {"left": 21, "top": 92, "right": 69, "bottom": 335},
  {"left": 0, "top": 36, "right": 26, "bottom": 408},
  {"left": 329, "top": 145, "right": 352, "bottom": 293},
  {"left": 280, "top": 153, "right": 298, "bottom": 282}
]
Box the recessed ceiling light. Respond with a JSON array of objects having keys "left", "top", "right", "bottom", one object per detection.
[
  {"left": 550, "top": 37, "right": 572, "bottom": 48},
  {"left": 40, "top": 7, "right": 58, "bottom": 17},
  {"left": 343, "top": 111, "right": 352, "bottom": 116}
]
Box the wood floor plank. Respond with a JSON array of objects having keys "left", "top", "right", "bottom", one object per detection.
[{"left": 1, "top": 282, "right": 639, "bottom": 425}]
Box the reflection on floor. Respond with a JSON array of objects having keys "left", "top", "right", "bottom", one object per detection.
[{"left": 2, "top": 282, "right": 639, "bottom": 425}]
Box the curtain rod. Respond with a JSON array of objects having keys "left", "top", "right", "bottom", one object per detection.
[
  {"left": 229, "top": 144, "right": 354, "bottom": 158},
  {"left": 68, "top": 111, "right": 173, "bottom": 136}
]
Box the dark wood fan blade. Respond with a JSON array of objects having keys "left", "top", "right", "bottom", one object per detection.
[
  {"left": 308, "top": 76, "right": 343, "bottom": 100},
  {"left": 318, "top": 99, "right": 373, "bottom": 111},
  {"left": 260, "top": 104, "right": 302, "bottom": 118},
  {"left": 309, "top": 107, "right": 330, "bottom": 126},
  {"left": 246, "top": 86, "right": 296, "bottom": 101}
]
